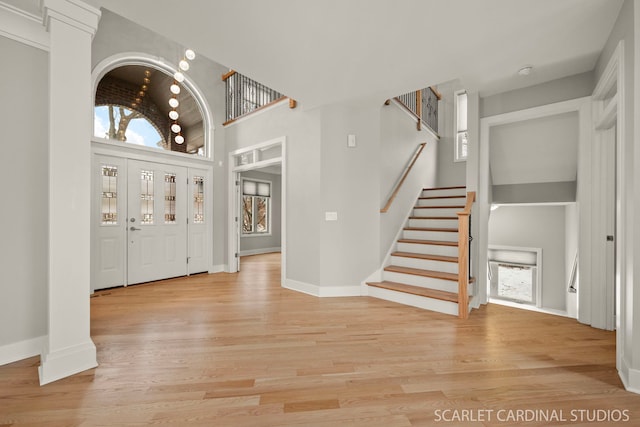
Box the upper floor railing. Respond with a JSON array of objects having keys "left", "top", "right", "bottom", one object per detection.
[
  {"left": 222, "top": 70, "right": 295, "bottom": 125},
  {"left": 390, "top": 86, "right": 441, "bottom": 134}
]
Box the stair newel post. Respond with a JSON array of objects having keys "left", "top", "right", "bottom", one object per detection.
[
  {"left": 457, "top": 191, "right": 476, "bottom": 319},
  {"left": 457, "top": 211, "right": 470, "bottom": 319}
]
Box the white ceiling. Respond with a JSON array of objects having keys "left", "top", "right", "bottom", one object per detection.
[
  {"left": 75, "top": 0, "right": 622, "bottom": 108},
  {"left": 9, "top": 0, "right": 622, "bottom": 107}
]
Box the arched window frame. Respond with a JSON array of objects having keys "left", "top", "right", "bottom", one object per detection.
[{"left": 91, "top": 53, "right": 214, "bottom": 160}]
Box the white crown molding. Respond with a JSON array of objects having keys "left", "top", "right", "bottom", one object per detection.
[
  {"left": 0, "top": 1, "right": 49, "bottom": 50},
  {"left": 42, "top": 0, "right": 100, "bottom": 36}
]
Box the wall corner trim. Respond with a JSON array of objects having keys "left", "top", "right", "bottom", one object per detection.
[
  {"left": 0, "top": 335, "right": 47, "bottom": 367},
  {"left": 619, "top": 356, "right": 640, "bottom": 395}
]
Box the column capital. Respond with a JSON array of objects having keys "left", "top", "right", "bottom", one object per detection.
[{"left": 42, "top": 0, "right": 101, "bottom": 36}]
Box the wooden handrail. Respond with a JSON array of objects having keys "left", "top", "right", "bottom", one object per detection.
[
  {"left": 221, "top": 70, "right": 237, "bottom": 81},
  {"left": 457, "top": 191, "right": 476, "bottom": 319},
  {"left": 380, "top": 143, "right": 427, "bottom": 213}
]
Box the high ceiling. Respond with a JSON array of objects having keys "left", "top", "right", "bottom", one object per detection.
[
  {"left": 7, "top": 0, "right": 623, "bottom": 108},
  {"left": 77, "top": 0, "right": 622, "bottom": 108}
]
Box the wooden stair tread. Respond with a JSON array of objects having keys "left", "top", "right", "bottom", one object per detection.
[
  {"left": 423, "top": 186, "right": 466, "bottom": 190},
  {"left": 397, "top": 239, "right": 458, "bottom": 247},
  {"left": 368, "top": 281, "right": 460, "bottom": 303},
  {"left": 384, "top": 265, "right": 458, "bottom": 281},
  {"left": 418, "top": 195, "right": 466, "bottom": 200},
  {"left": 391, "top": 252, "right": 458, "bottom": 263},
  {"left": 414, "top": 205, "right": 465, "bottom": 209},
  {"left": 404, "top": 227, "right": 457, "bottom": 233}
]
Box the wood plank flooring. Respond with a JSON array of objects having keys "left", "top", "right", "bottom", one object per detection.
[{"left": 1, "top": 253, "right": 639, "bottom": 426}]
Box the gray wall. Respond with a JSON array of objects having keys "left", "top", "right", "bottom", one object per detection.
[
  {"left": 92, "top": 10, "right": 230, "bottom": 269},
  {"left": 224, "top": 103, "right": 322, "bottom": 286},
  {"left": 0, "top": 37, "right": 48, "bottom": 347},
  {"left": 489, "top": 205, "right": 567, "bottom": 312},
  {"left": 379, "top": 101, "right": 437, "bottom": 260},
  {"left": 480, "top": 71, "right": 595, "bottom": 118},
  {"left": 239, "top": 170, "right": 282, "bottom": 254}
]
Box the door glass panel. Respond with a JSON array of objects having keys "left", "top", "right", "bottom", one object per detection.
[
  {"left": 140, "top": 170, "right": 154, "bottom": 224},
  {"left": 101, "top": 165, "right": 118, "bottom": 225},
  {"left": 193, "top": 176, "right": 204, "bottom": 224},
  {"left": 164, "top": 173, "right": 176, "bottom": 224}
]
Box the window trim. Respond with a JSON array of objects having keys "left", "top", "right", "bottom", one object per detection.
[
  {"left": 454, "top": 89, "right": 468, "bottom": 163},
  {"left": 241, "top": 177, "right": 272, "bottom": 237}
]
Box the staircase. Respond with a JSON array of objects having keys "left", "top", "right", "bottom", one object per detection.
[{"left": 368, "top": 186, "right": 475, "bottom": 317}]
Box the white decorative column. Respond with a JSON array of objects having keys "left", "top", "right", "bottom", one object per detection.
[{"left": 39, "top": 0, "right": 101, "bottom": 385}]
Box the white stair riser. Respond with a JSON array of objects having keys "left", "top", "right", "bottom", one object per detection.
[
  {"left": 409, "top": 218, "right": 459, "bottom": 228},
  {"left": 367, "top": 286, "right": 459, "bottom": 316},
  {"left": 416, "top": 198, "right": 466, "bottom": 207},
  {"left": 413, "top": 207, "right": 461, "bottom": 217},
  {"left": 383, "top": 271, "right": 459, "bottom": 293},
  {"left": 403, "top": 229, "right": 458, "bottom": 242},
  {"left": 422, "top": 188, "right": 466, "bottom": 198},
  {"left": 390, "top": 255, "right": 459, "bottom": 274},
  {"left": 397, "top": 242, "right": 458, "bottom": 257}
]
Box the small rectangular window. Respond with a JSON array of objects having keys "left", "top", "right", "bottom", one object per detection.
[
  {"left": 101, "top": 165, "right": 118, "bottom": 225},
  {"left": 140, "top": 170, "right": 154, "bottom": 225},
  {"left": 193, "top": 176, "right": 205, "bottom": 224},
  {"left": 242, "top": 179, "right": 271, "bottom": 235},
  {"left": 455, "top": 90, "right": 468, "bottom": 162},
  {"left": 164, "top": 173, "right": 176, "bottom": 224}
]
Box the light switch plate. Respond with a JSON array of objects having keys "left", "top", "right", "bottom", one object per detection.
[
  {"left": 325, "top": 211, "right": 338, "bottom": 221},
  {"left": 347, "top": 134, "right": 356, "bottom": 148}
]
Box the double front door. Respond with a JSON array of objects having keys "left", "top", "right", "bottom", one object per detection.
[{"left": 93, "top": 156, "right": 209, "bottom": 291}]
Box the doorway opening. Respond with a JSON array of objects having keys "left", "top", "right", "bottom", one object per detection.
[{"left": 228, "top": 138, "right": 286, "bottom": 285}]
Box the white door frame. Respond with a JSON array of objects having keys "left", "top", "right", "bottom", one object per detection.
[
  {"left": 227, "top": 137, "right": 286, "bottom": 286},
  {"left": 478, "top": 97, "right": 591, "bottom": 308},
  {"left": 591, "top": 41, "right": 625, "bottom": 372}
]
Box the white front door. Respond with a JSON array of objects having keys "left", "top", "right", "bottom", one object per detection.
[{"left": 127, "top": 160, "right": 187, "bottom": 284}]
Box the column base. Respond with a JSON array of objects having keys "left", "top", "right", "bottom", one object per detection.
[{"left": 38, "top": 340, "right": 97, "bottom": 385}]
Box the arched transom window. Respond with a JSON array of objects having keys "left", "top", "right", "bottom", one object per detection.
[{"left": 94, "top": 65, "right": 205, "bottom": 156}]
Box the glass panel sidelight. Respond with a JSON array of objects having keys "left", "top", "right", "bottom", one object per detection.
[
  {"left": 164, "top": 173, "right": 176, "bottom": 224},
  {"left": 140, "top": 170, "right": 154, "bottom": 224},
  {"left": 193, "top": 176, "right": 204, "bottom": 224},
  {"left": 101, "top": 165, "right": 118, "bottom": 224}
]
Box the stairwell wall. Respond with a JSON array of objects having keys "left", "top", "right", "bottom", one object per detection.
[{"left": 379, "top": 102, "right": 438, "bottom": 262}]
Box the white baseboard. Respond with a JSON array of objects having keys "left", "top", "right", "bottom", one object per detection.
[
  {"left": 39, "top": 340, "right": 97, "bottom": 385},
  {"left": 0, "top": 335, "right": 46, "bottom": 366},
  {"left": 619, "top": 356, "right": 640, "bottom": 395},
  {"left": 239, "top": 247, "right": 281, "bottom": 257},
  {"left": 209, "top": 264, "right": 225, "bottom": 273},
  {"left": 284, "top": 279, "right": 362, "bottom": 297}
]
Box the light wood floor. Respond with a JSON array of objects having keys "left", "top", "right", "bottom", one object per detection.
[{"left": 2, "top": 253, "right": 639, "bottom": 426}]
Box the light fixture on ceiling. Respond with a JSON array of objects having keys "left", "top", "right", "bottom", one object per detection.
[
  {"left": 518, "top": 66, "right": 533, "bottom": 76},
  {"left": 168, "top": 49, "right": 196, "bottom": 147}
]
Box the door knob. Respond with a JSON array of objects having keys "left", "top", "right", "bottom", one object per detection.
[{"left": 130, "top": 226, "right": 142, "bottom": 231}]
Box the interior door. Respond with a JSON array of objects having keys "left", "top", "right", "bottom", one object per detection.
[{"left": 127, "top": 160, "right": 187, "bottom": 284}]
